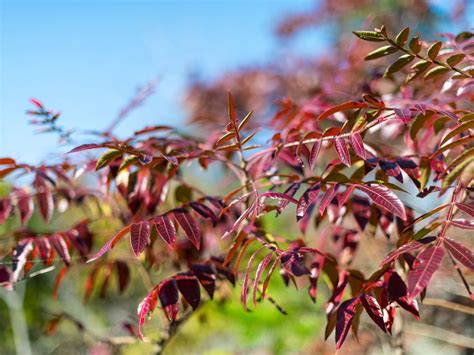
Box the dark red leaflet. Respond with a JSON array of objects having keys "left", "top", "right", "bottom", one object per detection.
[
  {"left": 173, "top": 208, "right": 201, "bottom": 249},
  {"left": 407, "top": 245, "right": 445, "bottom": 298},
  {"left": 334, "top": 138, "right": 351, "bottom": 167},
  {"left": 153, "top": 215, "right": 177, "bottom": 248},
  {"left": 130, "top": 221, "right": 151, "bottom": 257}
]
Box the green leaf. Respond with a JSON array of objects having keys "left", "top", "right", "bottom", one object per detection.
[
  {"left": 427, "top": 41, "right": 442, "bottom": 60},
  {"left": 446, "top": 53, "right": 465, "bottom": 67},
  {"left": 395, "top": 27, "right": 410, "bottom": 46},
  {"left": 119, "top": 155, "right": 138, "bottom": 170},
  {"left": 442, "top": 156, "right": 474, "bottom": 190},
  {"left": 238, "top": 111, "right": 253, "bottom": 131},
  {"left": 406, "top": 60, "right": 431, "bottom": 82},
  {"left": 353, "top": 31, "right": 385, "bottom": 42},
  {"left": 424, "top": 66, "right": 449, "bottom": 80},
  {"left": 446, "top": 147, "right": 474, "bottom": 171},
  {"left": 455, "top": 31, "right": 473, "bottom": 43},
  {"left": 460, "top": 113, "right": 474, "bottom": 123},
  {"left": 96, "top": 149, "right": 122, "bottom": 171},
  {"left": 411, "top": 222, "right": 442, "bottom": 241},
  {"left": 365, "top": 46, "right": 397, "bottom": 61},
  {"left": 409, "top": 111, "right": 433, "bottom": 140},
  {"left": 441, "top": 120, "right": 474, "bottom": 145},
  {"left": 384, "top": 54, "right": 415, "bottom": 76}
]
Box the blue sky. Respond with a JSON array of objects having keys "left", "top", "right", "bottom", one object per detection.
[{"left": 1, "top": 0, "right": 326, "bottom": 163}]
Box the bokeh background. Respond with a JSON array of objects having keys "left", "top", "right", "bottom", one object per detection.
[{"left": 1, "top": 1, "right": 473, "bottom": 354}]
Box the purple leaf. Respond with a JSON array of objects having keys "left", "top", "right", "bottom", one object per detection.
[
  {"left": 396, "top": 296, "right": 420, "bottom": 319},
  {"left": 158, "top": 278, "right": 179, "bottom": 321},
  {"left": 260, "top": 191, "right": 300, "bottom": 206},
  {"left": 130, "top": 221, "right": 151, "bottom": 257},
  {"left": 360, "top": 294, "right": 386, "bottom": 332},
  {"left": 191, "top": 264, "right": 216, "bottom": 299},
  {"left": 407, "top": 245, "right": 445, "bottom": 298},
  {"left": 176, "top": 272, "right": 201, "bottom": 310},
  {"left": 335, "top": 298, "right": 359, "bottom": 349},
  {"left": 296, "top": 183, "right": 320, "bottom": 221},
  {"left": 356, "top": 183, "right": 407, "bottom": 220},
  {"left": 189, "top": 201, "right": 218, "bottom": 226},
  {"left": 444, "top": 237, "right": 474, "bottom": 270},
  {"left": 153, "top": 215, "right": 177, "bottom": 249},
  {"left": 173, "top": 208, "right": 201, "bottom": 249},
  {"left": 379, "top": 160, "right": 403, "bottom": 182},
  {"left": 334, "top": 138, "right": 351, "bottom": 167}
]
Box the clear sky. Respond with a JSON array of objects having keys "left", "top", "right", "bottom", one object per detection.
[{"left": 1, "top": 0, "right": 326, "bottom": 163}]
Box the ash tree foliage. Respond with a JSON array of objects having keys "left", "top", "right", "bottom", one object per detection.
[{"left": 0, "top": 26, "right": 473, "bottom": 350}]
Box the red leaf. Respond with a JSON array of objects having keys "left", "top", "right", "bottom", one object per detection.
[
  {"left": 67, "top": 143, "right": 103, "bottom": 154},
  {"left": 241, "top": 247, "right": 264, "bottom": 309},
  {"left": 35, "top": 237, "right": 52, "bottom": 265},
  {"left": 88, "top": 225, "right": 131, "bottom": 262},
  {"left": 396, "top": 296, "right": 420, "bottom": 319},
  {"left": 130, "top": 221, "right": 151, "bottom": 257},
  {"left": 158, "top": 278, "right": 180, "bottom": 321},
  {"left": 337, "top": 186, "right": 355, "bottom": 208},
  {"left": 50, "top": 234, "right": 71, "bottom": 266},
  {"left": 326, "top": 270, "right": 349, "bottom": 315},
  {"left": 444, "top": 238, "right": 474, "bottom": 270},
  {"left": 335, "top": 297, "right": 359, "bottom": 349},
  {"left": 296, "top": 183, "right": 320, "bottom": 220},
  {"left": 260, "top": 191, "right": 300, "bottom": 206},
  {"left": 173, "top": 208, "right": 201, "bottom": 249},
  {"left": 318, "top": 101, "right": 368, "bottom": 121},
  {"left": 350, "top": 133, "right": 366, "bottom": 159},
  {"left": 407, "top": 245, "right": 445, "bottom": 298},
  {"left": 37, "top": 189, "right": 54, "bottom": 222},
  {"left": 450, "top": 219, "right": 474, "bottom": 230},
  {"left": 189, "top": 201, "right": 218, "bottom": 226},
  {"left": 252, "top": 253, "right": 273, "bottom": 307},
  {"left": 277, "top": 183, "right": 300, "bottom": 215},
  {"left": 191, "top": 264, "right": 216, "bottom": 299},
  {"left": 222, "top": 203, "right": 255, "bottom": 239},
  {"left": 381, "top": 237, "right": 435, "bottom": 266},
  {"left": 137, "top": 287, "right": 159, "bottom": 340},
  {"left": 360, "top": 294, "right": 386, "bottom": 332},
  {"left": 153, "top": 215, "right": 177, "bottom": 249},
  {"left": 0, "top": 199, "right": 12, "bottom": 224},
  {"left": 52, "top": 267, "right": 68, "bottom": 300},
  {"left": 356, "top": 183, "right": 407, "bottom": 220},
  {"left": 319, "top": 184, "right": 339, "bottom": 216},
  {"left": 456, "top": 203, "right": 474, "bottom": 217},
  {"left": 334, "top": 138, "right": 351, "bottom": 167},
  {"left": 176, "top": 272, "right": 201, "bottom": 310},
  {"left": 30, "top": 98, "right": 44, "bottom": 109},
  {"left": 16, "top": 191, "right": 33, "bottom": 224},
  {"left": 309, "top": 141, "right": 321, "bottom": 170}
]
